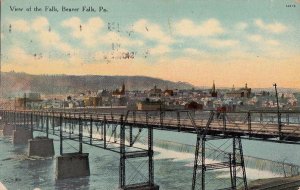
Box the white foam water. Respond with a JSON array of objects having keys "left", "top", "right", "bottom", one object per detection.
[
  {"left": 0, "top": 182, "right": 7, "bottom": 190},
  {"left": 215, "top": 168, "right": 283, "bottom": 180},
  {"left": 94, "top": 132, "right": 293, "bottom": 181}
]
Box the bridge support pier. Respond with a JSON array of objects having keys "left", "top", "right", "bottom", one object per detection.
[
  {"left": 120, "top": 183, "right": 159, "bottom": 190},
  {"left": 119, "top": 113, "right": 159, "bottom": 190},
  {"left": 191, "top": 111, "right": 248, "bottom": 190},
  {"left": 2, "top": 124, "right": 15, "bottom": 136},
  {"left": 13, "top": 127, "right": 32, "bottom": 144},
  {"left": 56, "top": 153, "right": 90, "bottom": 180},
  {"left": 192, "top": 134, "right": 248, "bottom": 190},
  {"left": 56, "top": 114, "right": 90, "bottom": 180},
  {"left": 0, "top": 123, "right": 4, "bottom": 130},
  {"left": 28, "top": 137, "right": 55, "bottom": 157}
]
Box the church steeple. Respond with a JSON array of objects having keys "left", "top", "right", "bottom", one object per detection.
[
  {"left": 121, "top": 82, "right": 125, "bottom": 93},
  {"left": 211, "top": 81, "right": 217, "bottom": 97},
  {"left": 212, "top": 80, "right": 216, "bottom": 93}
]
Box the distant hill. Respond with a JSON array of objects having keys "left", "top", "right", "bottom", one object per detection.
[
  {"left": 0, "top": 72, "right": 195, "bottom": 97},
  {"left": 251, "top": 88, "right": 300, "bottom": 93}
]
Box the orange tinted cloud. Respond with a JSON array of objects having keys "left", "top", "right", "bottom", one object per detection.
[{"left": 3, "top": 53, "right": 300, "bottom": 89}]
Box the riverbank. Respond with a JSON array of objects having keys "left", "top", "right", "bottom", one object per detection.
[
  {"left": 245, "top": 175, "right": 300, "bottom": 190},
  {"left": 0, "top": 182, "right": 8, "bottom": 190}
]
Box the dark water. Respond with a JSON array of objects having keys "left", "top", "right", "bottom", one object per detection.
[
  {"left": 0, "top": 135, "right": 204, "bottom": 190},
  {"left": 0, "top": 129, "right": 299, "bottom": 190}
]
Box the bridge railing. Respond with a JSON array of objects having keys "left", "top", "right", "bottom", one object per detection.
[{"left": 1, "top": 109, "right": 300, "bottom": 140}]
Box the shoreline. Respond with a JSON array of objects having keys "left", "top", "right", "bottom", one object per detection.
[
  {"left": 244, "top": 175, "right": 300, "bottom": 190},
  {"left": 0, "top": 182, "right": 8, "bottom": 190}
]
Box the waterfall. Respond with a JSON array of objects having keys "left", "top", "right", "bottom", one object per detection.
[{"left": 151, "top": 138, "right": 300, "bottom": 177}]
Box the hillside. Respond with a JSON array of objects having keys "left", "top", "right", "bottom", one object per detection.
[{"left": 0, "top": 72, "right": 194, "bottom": 97}]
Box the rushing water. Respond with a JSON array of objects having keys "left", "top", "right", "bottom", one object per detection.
[{"left": 0, "top": 128, "right": 300, "bottom": 190}]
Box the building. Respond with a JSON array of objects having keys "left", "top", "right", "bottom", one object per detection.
[
  {"left": 112, "top": 83, "right": 125, "bottom": 97},
  {"left": 98, "top": 89, "right": 112, "bottom": 106},
  {"left": 210, "top": 81, "right": 218, "bottom": 97},
  {"left": 26, "top": 92, "right": 41, "bottom": 100},
  {"left": 137, "top": 99, "right": 163, "bottom": 110},
  {"left": 148, "top": 85, "right": 162, "bottom": 97},
  {"left": 83, "top": 96, "right": 102, "bottom": 107},
  {"left": 164, "top": 89, "right": 174, "bottom": 96},
  {"left": 98, "top": 89, "right": 110, "bottom": 97},
  {"left": 226, "top": 83, "right": 252, "bottom": 98},
  {"left": 15, "top": 92, "right": 43, "bottom": 109},
  {"left": 185, "top": 101, "right": 203, "bottom": 110}
]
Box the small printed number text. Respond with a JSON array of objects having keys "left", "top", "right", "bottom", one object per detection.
[{"left": 286, "top": 4, "right": 296, "bottom": 7}]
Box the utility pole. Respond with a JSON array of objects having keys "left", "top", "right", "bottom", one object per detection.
[
  {"left": 273, "top": 83, "right": 282, "bottom": 138},
  {"left": 0, "top": 1, "right": 2, "bottom": 99},
  {"left": 24, "top": 93, "right": 27, "bottom": 110}
]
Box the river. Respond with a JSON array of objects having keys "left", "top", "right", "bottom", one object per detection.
[{"left": 0, "top": 128, "right": 299, "bottom": 190}]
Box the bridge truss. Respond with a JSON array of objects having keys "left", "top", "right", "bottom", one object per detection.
[{"left": 1, "top": 109, "right": 300, "bottom": 190}]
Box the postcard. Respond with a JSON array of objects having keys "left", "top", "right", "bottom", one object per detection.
[{"left": 0, "top": 0, "right": 300, "bottom": 190}]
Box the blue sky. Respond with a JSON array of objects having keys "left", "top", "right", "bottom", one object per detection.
[{"left": 1, "top": 0, "right": 300, "bottom": 88}]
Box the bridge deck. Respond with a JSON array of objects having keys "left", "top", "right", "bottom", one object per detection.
[{"left": 1, "top": 109, "right": 300, "bottom": 143}]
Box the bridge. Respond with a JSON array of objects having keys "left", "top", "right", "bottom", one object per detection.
[{"left": 0, "top": 109, "right": 300, "bottom": 190}]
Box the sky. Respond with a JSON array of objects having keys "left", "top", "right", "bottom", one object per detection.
[{"left": 1, "top": 0, "right": 300, "bottom": 89}]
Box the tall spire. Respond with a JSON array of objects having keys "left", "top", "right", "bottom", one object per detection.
[
  {"left": 212, "top": 80, "right": 216, "bottom": 93},
  {"left": 211, "top": 81, "right": 218, "bottom": 97},
  {"left": 121, "top": 82, "right": 125, "bottom": 93}
]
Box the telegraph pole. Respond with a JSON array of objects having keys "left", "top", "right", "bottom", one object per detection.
[
  {"left": 273, "top": 83, "right": 282, "bottom": 138},
  {"left": 0, "top": 0, "right": 2, "bottom": 98}
]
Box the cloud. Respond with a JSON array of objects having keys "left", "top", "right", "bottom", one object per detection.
[
  {"left": 174, "top": 18, "right": 224, "bottom": 37},
  {"left": 248, "top": 34, "right": 263, "bottom": 42},
  {"left": 7, "top": 17, "right": 72, "bottom": 53},
  {"left": 206, "top": 39, "right": 239, "bottom": 48},
  {"left": 61, "top": 17, "right": 81, "bottom": 29},
  {"left": 32, "top": 17, "right": 49, "bottom": 32},
  {"left": 149, "top": 45, "right": 171, "bottom": 55},
  {"left": 23, "top": 17, "right": 71, "bottom": 53},
  {"left": 100, "top": 32, "right": 144, "bottom": 47},
  {"left": 38, "top": 30, "right": 73, "bottom": 53},
  {"left": 235, "top": 22, "right": 248, "bottom": 31},
  {"left": 133, "top": 19, "right": 174, "bottom": 44},
  {"left": 265, "top": 39, "right": 280, "bottom": 46},
  {"left": 62, "top": 17, "right": 104, "bottom": 47},
  {"left": 254, "top": 19, "right": 287, "bottom": 33},
  {"left": 8, "top": 17, "right": 49, "bottom": 33},
  {"left": 7, "top": 47, "right": 38, "bottom": 64},
  {"left": 184, "top": 48, "right": 208, "bottom": 57},
  {"left": 247, "top": 34, "right": 280, "bottom": 46},
  {"left": 62, "top": 17, "right": 144, "bottom": 48},
  {"left": 4, "top": 46, "right": 85, "bottom": 74},
  {"left": 184, "top": 48, "right": 200, "bottom": 55},
  {"left": 11, "top": 19, "right": 30, "bottom": 32}
]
